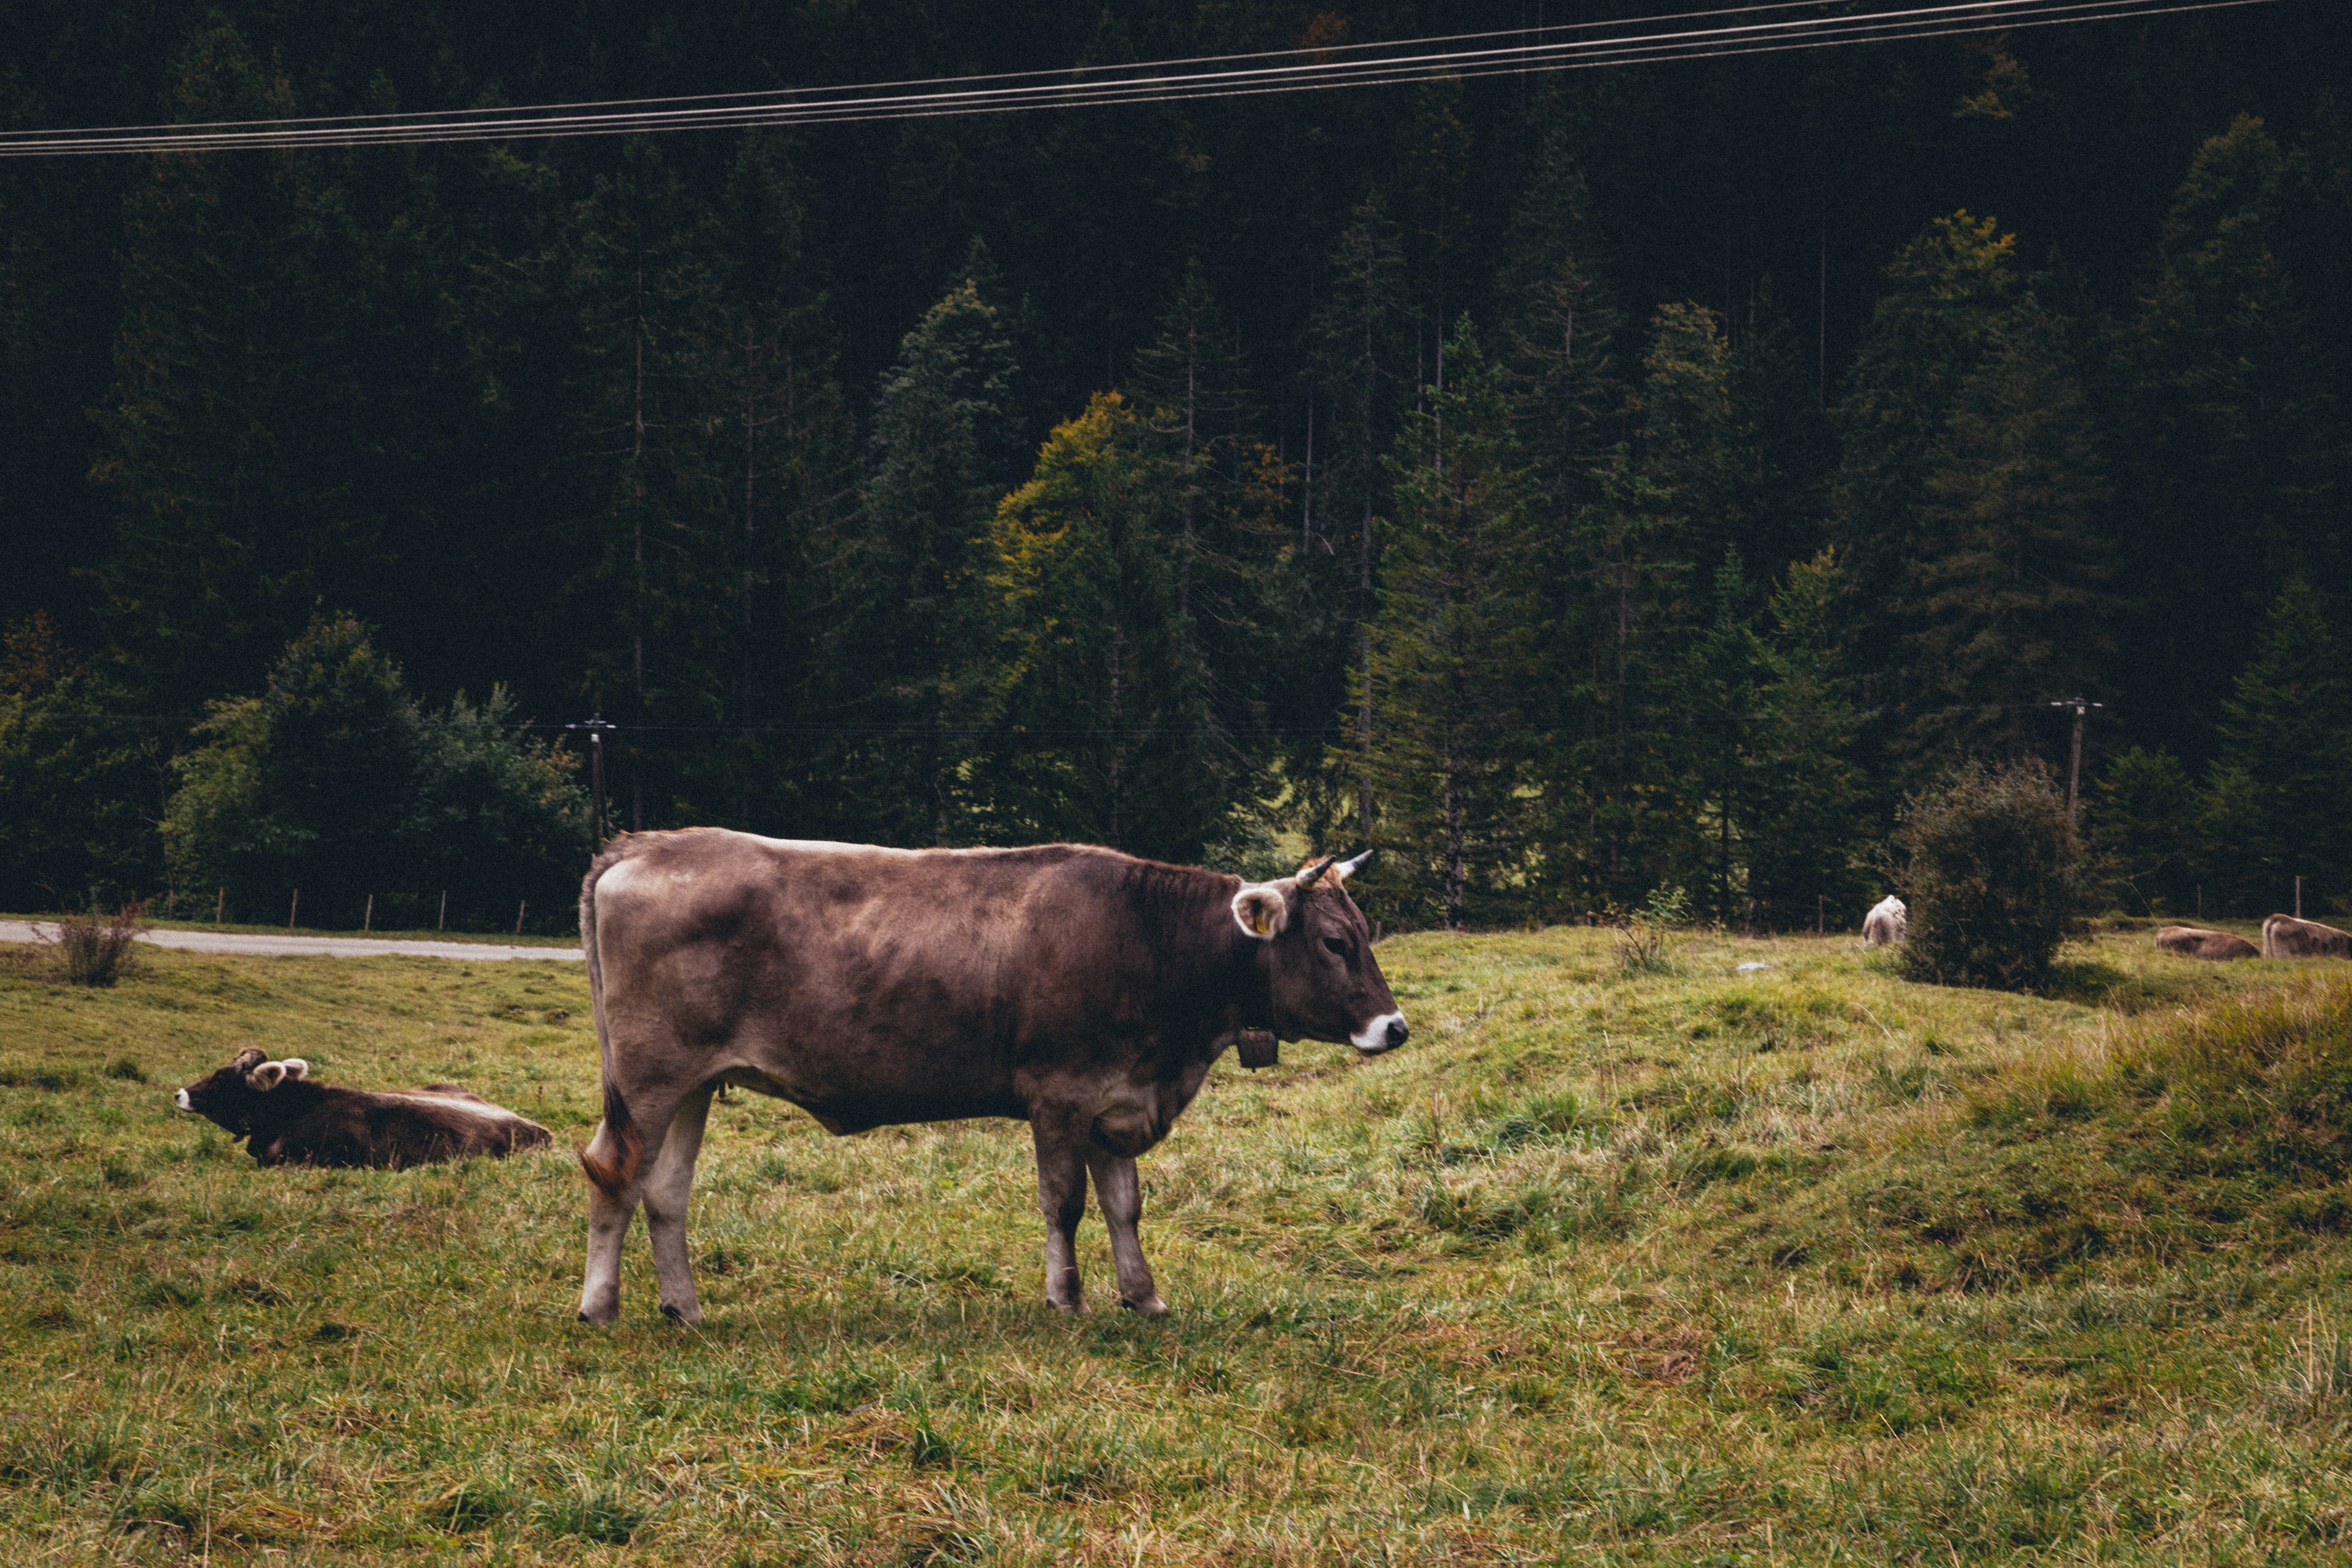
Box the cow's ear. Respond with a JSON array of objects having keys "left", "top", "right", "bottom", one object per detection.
[
  {"left": 248, "top": 1061, "right": 288, "bottom": 1091},
  {"left": 1231, "top": 884, "right": 1290, "bottom": 941},
  {"left": 280, "top": 1058, "right": 310, "bottom": 1081}
]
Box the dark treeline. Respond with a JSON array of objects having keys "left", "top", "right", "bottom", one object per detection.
[{"left": 2, "top": 2, "right": 2347, "bottom": 931}]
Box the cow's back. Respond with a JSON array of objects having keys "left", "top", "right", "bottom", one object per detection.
[{"left": 587, "top": 831, "right": 1208, "bottom": 1130}]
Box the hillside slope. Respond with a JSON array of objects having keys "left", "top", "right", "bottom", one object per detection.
[{"left": 2, "top": 925, "right": 2346, "bottom": 1562}]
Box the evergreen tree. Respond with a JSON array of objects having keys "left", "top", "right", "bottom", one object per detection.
[
  {"left": 1635, "top": 303, "right": 1759, "bottom": 605},
  {"left": 2089, "top": 746, "right": 2199, "bottom": 916},
  {"left": 559, "top": 136, "right": 730, "bottom": 831},
  {"left": 91, "top": 22, "right": 423, "bottom": 714},
  {"left": 707, "top": 131, "right": 856, "bottom": 835},
  {"left": 967, "top": 393, "right": 1234, "bottom": 860},
  {"left": 1679, "top": 548, "right": 1770, "bottom": 925},
  {"left": 2211, "top": 578, "right": 2352, "bottom": 912},
  {"left": 1496, "top": 105, "right": 1624, "bottom": 521},
  {"left": 1746, "top": 550, "right": 1871, "bottom": 930},
  {"left": 1308, "top": 197, "right": 1413, "bottom": 848},
  {"left": 835, "top": 254, "right": 1021, "bottom": 845},
  {"left": 2115, "top": 116, "right": 2351, "bottom": 757},
  {"left": 1366, "top": 320, "right": 1540, "bottom": 930},
  {"left": 0, "top": 614, "right": 165, "bottom": 910},
  {"left": 1825, "top": 213, "right": 2022, "bottom": 733},
  {"left": 1123, "top": 261, "right": 1292, "bottom": 854},
  {"left": 1902, "top": 310, "right": 2114, "bottom": 774}
]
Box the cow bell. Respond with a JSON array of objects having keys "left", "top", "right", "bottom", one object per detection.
[{"left": 1235, "top": 1028, "right": 1279, "bottom": 1069}]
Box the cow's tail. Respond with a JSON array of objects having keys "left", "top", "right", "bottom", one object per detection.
[{"left": 577, "top": 843, "right": 642, "bottom": 1199}]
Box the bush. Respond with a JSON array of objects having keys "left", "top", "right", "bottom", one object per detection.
[
  {"left": 161, "top": 615, "right": 591, "bottom": 934},
  {"left": 1897, "top": 758, "right": 2084, "bottom": 991},
  {"left": 51, "top": 903, "right": 145, "bottom": 987}
]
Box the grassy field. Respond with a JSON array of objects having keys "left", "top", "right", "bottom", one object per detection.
[{"left": 2, "top": 917, "right": 2349, "bottom": 1563}]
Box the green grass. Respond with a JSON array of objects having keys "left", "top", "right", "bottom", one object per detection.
[{"left": 2, "top": 926, "right": 2349, "bottom": 1562}]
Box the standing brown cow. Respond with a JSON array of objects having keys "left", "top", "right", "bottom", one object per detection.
[
  {"left": 2262, "top": 914, "right": 2352, "bottom": 959},
  {"left": 575, "top": 832, "right": 1406, "bottom": 1325},
  {"left": 2154, "top": 925, "right": 2260, "bottom": 961}
]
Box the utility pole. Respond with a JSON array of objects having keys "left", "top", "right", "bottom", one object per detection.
[
  {"left": 2049, "top": 696, "right": 2103, "bottom": 827},
  {"left": 569, "top": 714, "right": 617, "bottom": 851}
]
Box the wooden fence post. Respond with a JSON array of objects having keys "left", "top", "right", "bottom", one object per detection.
[
  {"left": 289, "top": 889, "right": 299, "bottom": 930},
  {"left": 515, "top": 899, "right": 527, "bottom": 936},
  {"left": 363, "top": 894, "right": 373, "bottom": 933}
]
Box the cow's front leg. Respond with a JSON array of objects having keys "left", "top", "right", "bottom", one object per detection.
[
  {"left": 1084, "top": 1147, "right": 1168, "bottom": 1317},
  {"left": 1030, "top": 1110, "right": 1091, "bottom": 1313},
  {"left": 644, "top": 1084, "right": 715, "bottom": 1325}
]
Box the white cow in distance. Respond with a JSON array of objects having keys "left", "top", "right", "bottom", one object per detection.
[{"left": 1863, "top": 896, "right": 1907, "bottom": 946}]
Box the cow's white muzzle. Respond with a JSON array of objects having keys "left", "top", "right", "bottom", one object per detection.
[
  {"left": 1351, "top": 1011, "right": 1409, "bottom": 1054},
  {"left": 173, "top": 1089, "right": 191, "bottom": 1111}
]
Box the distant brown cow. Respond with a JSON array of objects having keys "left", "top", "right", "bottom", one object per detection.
[
  {"left": 2262, "top": 914, "right": 2352, "bottom": 959},
  {"left": 2154, "top": 925, "right": 2259, "bottom": 961},
  {"left": 174, "top": 1048, "right": 552, "bottom": 1168}
]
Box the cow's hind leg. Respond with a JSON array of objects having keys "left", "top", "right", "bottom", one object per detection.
[
  {"left": 1085, "top": 1148, "right": 1168, "bottom": 1317},
  {"left": 1031, "top": 1110, "right": 1091, "bottom": 1313},
  {"left": 578, "top": 1113, "right": 639, "bottom": 1323},
  {"left": 577, "top": 1078, "right": 694, "bottom": 1325},
  {"left": 644, "top": 1085, "right": 715, "bottom": 1325}
]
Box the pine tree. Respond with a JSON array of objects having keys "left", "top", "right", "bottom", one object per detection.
[
  {"left": 559, "top": 136, "right": 730, "bottom": 832},
  {"left": 1679, "top": 548, "right": 1770, "bottom": 925},
  {"left": 1635, "top": 304, "right": 1759, "bottom": 606},
  {"left": 1902, "top": 310, "right": 2115, "bottom": 775},
  {"left": 2089, "top": 746, "right": 2199, "bottom": 916},
  {"left": 1825, "top": 213, "right": 2023, "bottom": 738},
  {"left": 835, "top": 254, "right": 1020, "bottom": 845},
  {"left": 91, "top": 23, "right": 401, "bottom": 713},
  {"left": 968, "top": 393, "right": 1231, "bottom": 861},
  {"left": 708, "top": 131, "right": 855, "bottom": 835},
  {"left": 1366, "top": 320, "right": 1541, "bottom": 930},
  {"left": 1308, "top": 198, "right": 1413, "bottom": 849},
  {"left": 1745, "top": 550, "right": 1870, "bottom": 930},
  {"left": 2116, "top": 116, "right": 2350, "bottom": 756},
  {"left": 1122, "top": 261, "right": 1292, "bottom": 854},
  {"left": 1496, "top": 104, "right": 1624, "bottom": 525},
  {"left": 2211, "top": 578, "right": 2352, "bottom": 911}
]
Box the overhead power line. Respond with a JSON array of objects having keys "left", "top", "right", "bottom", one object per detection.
[{"left": 0, "top": 0, "right": 2278, "bottom": 157}]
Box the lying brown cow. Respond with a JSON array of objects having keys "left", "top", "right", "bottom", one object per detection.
[
  {"left": 2154, "top": 925, "right": 2259, "bottom": 961},
  {"left": 576, "top": 833, "right": 1407, "bottom": 1325},
  {"left": 174, "top": 1047, "right": 552, "bottom": 1168},
  {"left": 2263, "top": 914, "right": 2352, "bottom": 959}
]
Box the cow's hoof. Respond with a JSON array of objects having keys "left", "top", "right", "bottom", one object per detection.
[
  {"left": 576, "top": 1309, "right": 617, "bottom": 1326},
  {"left": 1122, "top": 1294, "right": 1170, "bottom": 1318},
  {"left": 1048, "top": 1297, "right": 1090, "bottom": 1316},
  {"left": 658, "top": 1301, "right": 703, "bottom": 1326}
]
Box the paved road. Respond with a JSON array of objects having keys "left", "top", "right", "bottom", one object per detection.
[{"left": 0, "top": 920, "right": 583, "bottom": 962}]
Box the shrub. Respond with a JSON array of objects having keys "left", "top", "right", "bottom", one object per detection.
[
  {"left": 1614, "top": 885, "right": 1689, "bottom": 974},
  {"left": 1897, "top": 758, "right": 2084, "bottom": 991},
  {"left": 51, "top": 903, "right": 145, "bottom": 988}
]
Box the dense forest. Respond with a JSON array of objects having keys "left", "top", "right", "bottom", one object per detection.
[{"left": 2, "top": 1, "right": 2347, "bottom": 932}]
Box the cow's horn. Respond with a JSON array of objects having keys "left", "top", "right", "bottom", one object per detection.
[
  {"left": 1296, "top": 854, "right": 1339, "bottom": 888},
  {"left": 1338, "top": 848, "right": 1375, "bottom": 879}
]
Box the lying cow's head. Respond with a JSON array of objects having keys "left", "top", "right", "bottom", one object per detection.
[
  {"left": 1231, "top": 851, "right": 1408, "bottom": 1054},
  {"left": 173, "top": 1047, "right": 312, "bottom": 1133}
]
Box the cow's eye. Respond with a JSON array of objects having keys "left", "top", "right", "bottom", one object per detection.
[{"left": 1322, "top": 937, "right": 1349, "bottom": 958}]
